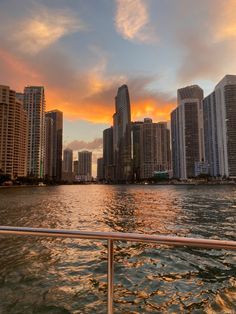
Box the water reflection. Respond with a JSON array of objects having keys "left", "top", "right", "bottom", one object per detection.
[{"left": 0, "top": 185, "right": 235, "bottom": 313}]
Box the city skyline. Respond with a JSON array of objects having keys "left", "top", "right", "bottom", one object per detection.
[
  {"left": 1, "top": 73, "right": 236, "bottom": 180},
  {"left": 1, "top": 0, "right": 236, "bottom": 147}
]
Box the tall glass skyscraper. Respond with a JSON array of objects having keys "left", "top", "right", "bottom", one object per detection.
[{"left": 113, "top": 85, "right": 132, "bottom": 182}]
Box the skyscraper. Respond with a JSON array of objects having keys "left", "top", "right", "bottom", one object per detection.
[
  {"left": 203, "top": 92, "right": 219, "bottom": 177},
  {"left": 113, "top": 85, "right": 132, "bottom": 182},
  {"left": 171, "top": 85, "right": 204, "bottom": 179},
  {"left": 103, "top": 127, "right": 114, "bottom": 181},
  {"left": 97, "top": 157, "right": 104, "bottom": 181},
  {"left": 132, "top": 121, "right": 143, "bottom": 180},
  {"left": 62, "top": 148, "right": 73, "bottom": 181},
  {"left": 0, "top": 85, "right": 28, "bottom": 179},
  {"left": 78, "top": 151, "right": 92, "bottom": 181},
  {"left": 132, "top": 118, "right": 171, "bottom": 180},
  {"left": 63, "top": 149, "right": 73, "bottom": 172},
  {"left": 203, "top": 75, "right": 236, "bottom": 178},
  {"left": 45, "top": 116, "right": 54, "bottom": 179},
  {"left": 73, "top": 160, "right": 78, "bottom": 176},
  {"left": 24, "top": 86, "right": 46, "bottom": 178},
  {"left": 155, "top": 122, "right": 171, "bottom": 172},
  {"left": 45, "top": 110, "right": 63, "bottom": 181}
]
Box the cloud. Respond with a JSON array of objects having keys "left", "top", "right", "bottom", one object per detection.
[
  {"left": 0, "top": 44, "right": 175, "bottom": 123},
  {"left": 65, "top": 138, "right": 103, "bottom": 151},
  {"left": 81, "top": 74, "right": 175, "bottom": 123},
  {"left": 0, "top": 1, "right": 174, "bottom": 126},
  {"left": 0, "top": 3, "right": 84, "bottom": 55},
  {"left": 0, "top": 49, "right": 40, "bottom": 87},
  {"left": 115, "top": 0, "right": 157, "bottom": 43},
  {"left": 214, "top": 0, "right": 236, "bottom": 42},
  {"left": 175, "top": 0, "right": 236, "bottom": 83}
]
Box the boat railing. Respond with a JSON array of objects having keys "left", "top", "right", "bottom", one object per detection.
[{"left": 0, "top": 226, "right": 236, "bottom": 314}]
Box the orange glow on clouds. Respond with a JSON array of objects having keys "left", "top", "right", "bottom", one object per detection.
[
  {"left": 1, "top": 49, "right": 174, "bottom": 124},
  {"left": 46, "top": 89, "right": 114, "bottom": 123},
  {"left": 46, "top": 92, "right": 175, "bottom": 124},
  {"left": 215, "top": 0, "right": 236, "bottom": 41},
  {"left": 132, "top": 99, "right": 175, "bottom": 122},
  {"left": 0, "top": 49, "right": 40, "bottom": 86}
]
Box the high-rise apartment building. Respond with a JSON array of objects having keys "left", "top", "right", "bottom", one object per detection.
[
  {"left": 203, "top": 92, "right": 219, "bottom": 177},
  {"left": 132, "top": 121, "right": 143, "bottom": 180},
  {"left": 171, "top": 85, "right": 204, "bottom": 179},
  {"left": 103, "top": 127, "right": 114, "bottom": 181},
  {"left": 24, "top": 86, "right": 46, "bottom": 178},
  {"left": 113, "top": 85, "right": 132, "bottom": 182},
  {"left": 63, "top": 149, "right": 73, "bottom": 173},
  {"left": 203, "top": 75, "right": 236, "bottom": 178},
  {"left": 45, "top": 116, "right": 54, "bottom": 179},
  {"left": 78, "top": 151, "right": 92, "bottom": 181},
  {"left": 45, "top": 110, "right": 63, "bottom": 181},
  {"left": 0, "top": 85, "right": 28, "bottom": 179},
  {"left": 16, "top": 92, "right": 24, "bottom": 103},
  {"left": 132, "top": 119, "right": 171, "bottom": 180},
  {"left": 73, "top": 160, "right": 78, "bottom": 176},
  {"left": 155, "top": 122, "right": 171, "bottom": 172},
  {"left": 62, "top": 148, "right": 73, "bottom": 181},
  {"left": 97, "top": 157, "right": 104, "bottom": 181}
]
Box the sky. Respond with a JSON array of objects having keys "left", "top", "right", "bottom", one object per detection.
[{"left": 1, "top": 0, "right": 236, "bottom": 174}]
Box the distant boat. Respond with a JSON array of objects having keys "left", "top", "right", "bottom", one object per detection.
[{"left": 38, "top": 182, "right": 46, "bottom": 187}]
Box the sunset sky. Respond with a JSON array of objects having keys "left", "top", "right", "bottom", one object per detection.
[{"left": 1, "top": 0, "right": 236, "bottom": 172}]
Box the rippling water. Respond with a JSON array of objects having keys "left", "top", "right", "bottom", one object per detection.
[{"left": 0, "top": 185, "right": 235, "bottom": 313}]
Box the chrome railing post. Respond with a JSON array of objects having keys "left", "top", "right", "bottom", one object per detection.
[{"left": 107, "top": 239, "right": 114, "bottom": 314}]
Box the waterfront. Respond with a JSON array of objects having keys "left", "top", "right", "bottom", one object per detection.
[{"left": 0, "top": 185, "right": 235, "bottom": 313}]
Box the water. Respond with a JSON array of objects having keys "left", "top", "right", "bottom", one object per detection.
[{"left": 0, "top": 185, "right": 235, "bottom": 313}]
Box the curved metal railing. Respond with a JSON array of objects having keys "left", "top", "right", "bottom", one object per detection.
[{"left": 1, "top": 226, "right": 236, "bottom": 313}]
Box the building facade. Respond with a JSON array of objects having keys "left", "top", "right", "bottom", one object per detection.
[
  {"left": 78, "top": 150, "right": 92, "bottom": 181},
  {"left": 73, "top": 160, "right": 78, "bottom": 176},
  {"left": 24, "top": 86, "right": 46, "bottom": 178},
  {"left": 132, "top": 121, "right": 143, "bottom": 180},
  {"left": 103, "top": 127, "right": 114, "bottom": 181},
  {"left": 45, "top": 116, "right": 54, "bottom": 179},
  {"left": 62, "top": 148, "right": 73, "bottom": 182},
  {"left": 97, "top": 157, "right": 104, "bottom": 181},
  {"left": 203, "top": 92, "right": 220, "bottom": 177},
  {"left": 113, "top": 85, "right": 132, "bottom": 182},
  {"left": 132, "top": 118, "right": 171, "bottom": 180},
  {"left": 0, "top": 85, "right": 28, "bottom": 179},
  {"left": 203, "top": 75, "right": 236, "bottom": 178},
  {"left": 171, "top": 85, "right": 204, "bottom": 179},
  {"left": 45, "top": 110, "right": 63, "bottom": 181}
]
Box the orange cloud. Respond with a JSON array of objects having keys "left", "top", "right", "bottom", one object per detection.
[
  {"left": 214, "top": 0, "right": 236, "bottom": 41},
  {"left": 0, "top": 39, "right": 174, "bottom": 125},
  {"left": 132, "top": 99, "right": 175, "bottom": 122},
  {"left": 46, "top": 89, "right": 114, "bottom": 123},
  {"left": 0, "top": 47, "right": 175, "bottom": 124},
  {"left": 46, "top": 91, "right": 175, "bottom": 124},
  {"left": 0, "top": 48, "right": 40, "bottom": 87}
]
